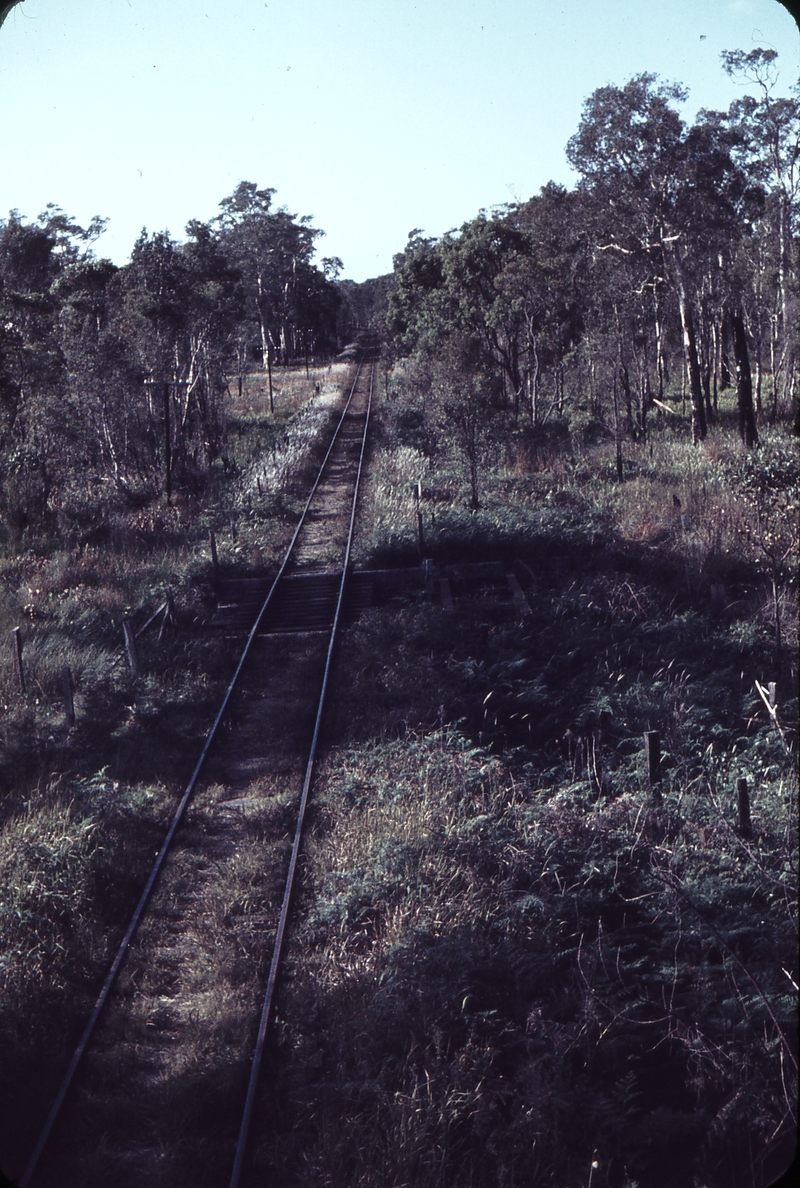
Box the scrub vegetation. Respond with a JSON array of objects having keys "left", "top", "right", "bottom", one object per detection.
[{"left": 0, "top": 48, "right": 797, "bottom": 1188}]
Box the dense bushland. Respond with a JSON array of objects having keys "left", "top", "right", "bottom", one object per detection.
[
  {"left": 0, "top": 183, "right": 348, "bottom": 537},
  {"left": 0, "top": 45, "right": 797, "bottom": 1188},
  {"left": 387, "top": 52, "right": 798, "bottom": 450},
  {"left": 260, "top": 380, "right": 796, "bottom": 1185}
]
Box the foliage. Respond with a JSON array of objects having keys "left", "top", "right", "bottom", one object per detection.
[
  {"left": 0, "top": 44, "right": 797, "bottom": 1188},
  {"left": 0, "top": 184, "right": 343, "bottom": 538},
  {"left": 385, "top": 55, "right": 798, "bottom": 454}
]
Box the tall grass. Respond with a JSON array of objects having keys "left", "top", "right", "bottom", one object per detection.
[{"left": 0, "top": 355, "right": 795, "bottom": 1186}]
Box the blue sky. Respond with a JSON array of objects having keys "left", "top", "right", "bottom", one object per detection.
[{"left": 0, "top": 1, "right": 798, "bottom": 280}]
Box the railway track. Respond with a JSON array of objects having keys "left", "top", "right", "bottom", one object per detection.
[{"left": 20, "top": 344, "right": 376, "bottom": 1188}]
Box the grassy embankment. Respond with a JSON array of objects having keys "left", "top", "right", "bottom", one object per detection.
[
  {"left": 0, "top": 362, "right": 350, "bottom": 1179},
  {"left": 0, "top": 352, "right": 796, "bottom": 1188},
  {"left": 249, "top": 365, "right": 796, "bottom": 1188}
]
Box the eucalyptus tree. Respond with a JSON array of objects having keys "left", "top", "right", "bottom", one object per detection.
[
  {"left": 386, "top": 229, "right": 450, "bottom": 361},
  {"left": 119, "top": 230, "right": 192, "bottom": 499},
  {"left": 390, "top": 216, "right": 558, "bottom": 416},
  {"left": 721, "top": 49, "right": 800, "bottom": 419},
  {"left": 180, "top": 219, "right": 242, "bottom": 463},
  {"left": 0, "top": 207, "right": 104, "bottom": 531},
  {"left": 567, "top": 74, "right": 751, "bottom": 443},
  {"left": 51, "top": 256, "right": 142, "bottom": 493},
  {"left": 213, "top": 182, "right": 334, "bottom": 410},
  {"left": 436, "top": 216, "right": 532, "bottom": 410},
  {"left": 508, "top": 183, "right": 589, "bottom": 424},
  {"left": 118, "top": 224, "right": 242, "bottom": 497}
]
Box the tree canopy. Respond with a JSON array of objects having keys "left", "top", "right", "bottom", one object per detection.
[{"left": 386, "top": 53, "right": 798, "bottom": 452}]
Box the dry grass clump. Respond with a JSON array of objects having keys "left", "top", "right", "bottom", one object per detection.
[
  {"left": 232, "top": 362, "right": 349, "bottom": 420},
  {"left": 253, "top": 723, "right": 797, "bottom": 1188},
  {"left": 0, "top": 797, "right": 100, "bottom": 990}
]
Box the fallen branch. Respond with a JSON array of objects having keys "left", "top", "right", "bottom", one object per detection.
[
  {"left": 755, "top": 680, "right": 789, "bottom": 753},
  {"left": 135, "top": 600, "right": 168, "bottom": 640},
  {"left": 651, "top": 397, "right": 682, "bottom": 416}
]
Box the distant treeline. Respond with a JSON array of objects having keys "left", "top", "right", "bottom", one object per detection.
[
  {"left": 0, "top": 181, "right": 366, "bottom": 533},
  {"left": 385, "top": 52, "right": 799, "bottom": 450}
]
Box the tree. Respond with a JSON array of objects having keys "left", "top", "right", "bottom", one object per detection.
[
  {"left": 722, "top": 49, "right": 800, "bottom": 419},
  {"left": 567, "top": 75, "right": 750, "bottom": 443},
  {"left": 119, "top": 230, "right": 192, "bottom": 500},
  {"left": 508, "top": 184, "right": 586, "bottom": 424},
  {"left": 0, "top": 208, "right": 104, "bottom": 531},
  {"left": 214, "top": 182, "right": 335, "bottom": 411},
  {"left": 730, "top": 306, "right": 759, "bottom": 448}
]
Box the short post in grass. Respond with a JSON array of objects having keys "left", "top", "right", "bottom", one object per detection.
[
  {"left": 61, "top": 666, "right": 75, "bottom": 729},
  {"left": 209, "top": 529, "right": 219, "bottom": 576},
  {"left": 11, "top": 627, "right": 25, "bottom": 694},
  {"left": 737, "top": 777, "right": 752, "bottom": 839},
  {"left": 414, "top": 481, "right": 424, "bottom": 555},
  {"left": 423, "top": 558, "right": 435, "bottom": 600},
  {"left": 123, "top": 619, "right": 139, "bottom": 679},
  {"left": 644, "top": 730, "right": 662, "bottom": 803},
  {"left": 158, "top": 588, "right": 176, "bottom": 645}
]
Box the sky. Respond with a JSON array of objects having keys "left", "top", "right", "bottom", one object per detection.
[{"left": 0, "top": 0, "right": 798, "bottom": 282}]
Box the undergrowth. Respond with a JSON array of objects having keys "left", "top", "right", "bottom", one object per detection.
[
  {"left": 0, "top": 355, "right": 796, "bottom": 1186},
  {"left": 267, "top": 724, "right": 795, "bottom": 1187}
]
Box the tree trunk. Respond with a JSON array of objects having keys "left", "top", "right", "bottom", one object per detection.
[
  {"left": 712, "top": 317, "right": 721, "bottom": 410},
  {"left": 529, "top": 334, "right": 539, "bottom": 424},
  {"left": 266, "top": 341, "right": 274, "bottom": 414},
  {"left": 639, "top": 334, "right": 651, "bottom": 441},
  {"left": 619, "top": 363, "right": 634, "bottom": 437},
  {"left": 730, "top": 308, "right": 758, "bottom": 449},
  {"left": 769, "top": 313, "right": 779, "bottom": 424},
  {"left": 257, "top": 296, "right": 275, "bottom": 414},
  {"left": 653, "top": 291, "right": 667, "bottom": 400},
  {"left": 163, "top": 380, "right": 172, "bottom": 503},
  {"left": 612, "top": 367, "right": 623, "bottom": 481},
  {"left": 669, "top": 245, "right": 707, "bottom": 442}
]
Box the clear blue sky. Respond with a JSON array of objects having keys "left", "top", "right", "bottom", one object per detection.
[{"left": 0, "top": 0, "right": 798, "bottom": 281}]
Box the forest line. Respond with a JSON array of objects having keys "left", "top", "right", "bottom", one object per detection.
[
  {"left": 384, "top": 51, "right": 799, "bottom": 461},
  {"left": 0, "top": 48, "right": 797, "bottom": 542}
]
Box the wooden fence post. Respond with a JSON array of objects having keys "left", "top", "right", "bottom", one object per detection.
[
  {"left": 423, "top": 558, "right": 435, "bottom": 601},
  {"left": 123, "top": 620, "right": 139, "bottom": 679},
  {"left": 11, "top": 627, "right": 24, "bottom": 694},
  {"left": 644, "top": 730, "right": 662, "bottom": 802},
  {"left": 737, "top": 777, "right": 752, "bottom": 839},
  {"left": 61, "top": 666, "right": 75, "bottom": 728},
  {"left": 209, "top": 530, "right": 219, "bottom": 575},
  {"left": 158, "top": 589, "right": 176, "bottom": 645}
]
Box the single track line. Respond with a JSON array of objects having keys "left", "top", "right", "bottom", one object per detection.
[
  {"left": 20, "top": 352, "right": 371, "bottom": 1188},
  {"left": 228, "top": 354, "right": 374, "bottom": 1188}
]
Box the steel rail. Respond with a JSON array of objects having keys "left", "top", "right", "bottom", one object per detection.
[
  {"left": 228, "top": 357, "right": 374, "bottom": 1188},
  {"left": 20, "top": 358, "right": 367, "bottom": 1188}
]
